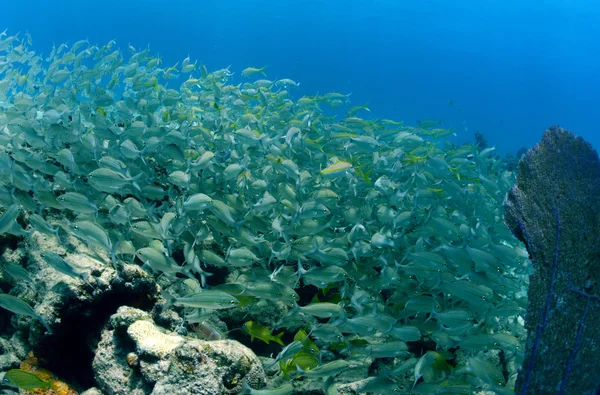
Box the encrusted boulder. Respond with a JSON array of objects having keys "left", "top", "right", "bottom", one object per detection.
[
  {"left": 504, "top": 126, "right": 600, "bottom": 394},
  {"left": 0, "top": 224, "right": 160, "bottom": 391},
  {"left": 92, "top": 306, "right": 266, "bottom": 395}
]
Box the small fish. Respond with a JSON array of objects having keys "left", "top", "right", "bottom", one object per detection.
[
  {"left": 296, "top": 359, "right": 348, "bottom": 377},
  {"left": 297, "top": 262, "right": 347, "bottom": 288},
  {"left": 346, "top": 103, "right": 370, "bottom": 117},
  {"left": 412, "top": 351, "right": 440, "bottom": 392},
  {"left": 276, "top": 78, "right": 300, "bottom": 87},
  {"left": 0, "top": 204, "right": 21, "bottom": 235},
  {"left": 291, "top": 301, "right": 344, "bottom": 319},
  {"left": 359, "top": 377, "right": 402, "bottom": 394},
  {"left": 182, "top": 193, "right": 213, "bottom": 212},
  {"left": 56, "top": 192, "right": 98, "bottom": 215},
  {"left": 363, "top": 341, "right": 409, "bottom": 359},
  {"left": 0, "top": 293, "right": 51, "bottom": 333},
  {"left": 417, "top": 119, "right": 442, "bottom": 129},
  {"left": 294, "top": 328, "right": 320, "bottom": 355},
  {"left": 136, "top": 247, "right": 184, "bottom": 277},
  {"left": 69, "top": 221, "right": 116, "bottom": 267},
  {"left": 265, "top": 340, "right": 303, "bottom": 369},
  {"left": 87, "top": 168, "right": 141, "bottom": 194},
  {"left": 459, "top": 354, "right": 507, "bottom": 386},
  {"left": 242, "top": 66, "right": 267, "bottom": 78},
  {"left": 192, "top": 321, "right": 223, "bottom": 340},
  {"left": 163, "top": 290, "right": 239, "bottom": 310},
  {"left": 226, "top": 247, "right": 260, "bottom": 267},
  {"left": 243, "top": 321, "right": 284, "bottom": 345},
  {"left": 2, "top": 369, "right": 55, "bottom": 390},
  {"left": 280, "top": 351, "right": 319, "bottom": 378},
  {"left": 40, "top": 251, "right": 93, "bottom": 289},
  {"left": 28, "top": 213, "right": 61, "bottom": 241},
  {"left": 242, "top": 379, "right": 293, "bottom": 395},
  {"left": 320, "top": 161, "right": 353, "bottom": 180},
  {"left": 1, "top": 262, "right": 34, "bottom": 284},
  {"left": 243, "top": 282, "right": 299, "bottom": 305}
]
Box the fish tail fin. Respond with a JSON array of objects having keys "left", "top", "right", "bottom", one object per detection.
[
  {"left": 52, "top": 226, "right": 62, "bottom": 244},
  {"left": 307, "top": 237, "right": 320, "bottom": 256},
  {"left": 274, "top": 331, "right": 284, "bottom": 346},
  {"left": 109, "top": 241, "right": 118, "bottom": 270},
  {"left": 161, "top": 289, "right": 175, "bottom": 309},
  {"left": 37, "top": 314, "right": 52, "bottom": 334},
  {"left": 224, "top": 245, "right": 233, "bottom": 262},
  {"left": 81, "top": 272, "right": 94, "bottom": 290},
  {"left": 7, "top": 157, "right": 15, "bottom": 185},
  {"left": 130, "top": 172, "right": 144, "bottom": 182},
  {"left": 260, "top": 66, "right": 267, "bottom": 77},
  {"left": 296, "top": 259, "right": 307, "bottom": 282},
  {"left": 296, "top": 365, "right": 306, "bottom": 375},
  {"left": 283, "top": 298, "right": 300, "bottom": 323},
  {"left": 331, "top": 306, "right": 347, "bottom": 327},
  {"left": 234, "top": 219, "right": 246, "bottom": 234},
  {"left": 132, "top": 181, "right": 142, "bottom": 193},
  {"left": 241, "top": 379, "right": 253, "bottom": 394}
]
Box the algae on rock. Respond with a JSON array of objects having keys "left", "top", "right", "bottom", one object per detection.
[{"left": 504, "top": 126, "right": 600, "bottom": 394}]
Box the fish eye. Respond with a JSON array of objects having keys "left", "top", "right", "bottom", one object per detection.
[
  {"left": 309, "top": 348, "right": 315, "bottom": 353},
  {"left": 3, "top": 378, "right": 8, "bottom": 384},
  {"left": 230, "top": 300, "right": 236, "bottom": 304}
]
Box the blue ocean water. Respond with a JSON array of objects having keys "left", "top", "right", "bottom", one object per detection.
[{"left": 4, "top": 0, "right": 600, "bottom": 154}]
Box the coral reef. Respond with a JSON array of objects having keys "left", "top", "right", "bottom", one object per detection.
[
  {"left": 92, "top": 306, "right": 266, "bottom": 395},
  {"left": 504, "top": 126, "right": 600, "bottom": 394},
  {"left": 1, "top": 228, "right": 159, "bottom": 392}
]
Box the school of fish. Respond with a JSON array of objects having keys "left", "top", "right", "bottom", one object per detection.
[{"left": 0, "top": 29, "right": 530, "bottom": 394}]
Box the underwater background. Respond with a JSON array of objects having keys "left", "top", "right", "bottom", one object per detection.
[{"left": 4, "top": 0, "right": 600, "bottom": 154}]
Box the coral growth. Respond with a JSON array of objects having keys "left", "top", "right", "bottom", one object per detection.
[
  {"left": 504, "top": 126, "right": 600, "bottom": 394},
  {"left": 17, "top": 352, "right": 77, "bottom": 395}
]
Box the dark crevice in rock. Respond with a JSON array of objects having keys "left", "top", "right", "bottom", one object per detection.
[{"left": 33, "top": 279, "right": 157, "bottom": 391}]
